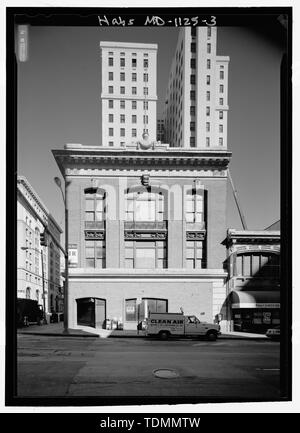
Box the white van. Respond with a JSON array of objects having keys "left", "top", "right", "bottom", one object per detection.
[{"left": 145, "top": 312, "right": 221, "bottom": 340}]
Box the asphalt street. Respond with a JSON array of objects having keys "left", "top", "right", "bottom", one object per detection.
[{"left": 16, "top": 335, "right": 280, "bottom": 401}]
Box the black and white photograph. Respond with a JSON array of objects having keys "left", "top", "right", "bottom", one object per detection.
[{"left": 5, "top": 5, "right": 293, "bottom": 412}]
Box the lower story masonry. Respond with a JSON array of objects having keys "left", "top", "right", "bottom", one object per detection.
[{"left": 68, "top": 268, "right": 228, "bottom": 332}]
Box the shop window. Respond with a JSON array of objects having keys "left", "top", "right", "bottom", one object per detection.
[{"left": 125, "top": 299, "right": 137, "bottom": 321}]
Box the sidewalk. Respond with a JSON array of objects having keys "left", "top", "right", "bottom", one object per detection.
[{"left": 17, "top": 322, "right": 268, "bottom": 340}]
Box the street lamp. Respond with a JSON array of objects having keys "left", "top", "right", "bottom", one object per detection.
[
  {"left": 21, "top": 246, "right": 47, "bottom": 324},
  {"left": 54, "top": 176, "right": 69, "bottom": 334}
]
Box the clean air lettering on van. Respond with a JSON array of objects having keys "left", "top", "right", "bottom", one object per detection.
[{"left": 150, "top": 319, "right": 184, "bottom": 325}]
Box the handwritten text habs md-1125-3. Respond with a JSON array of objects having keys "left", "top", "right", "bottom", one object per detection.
[{"left": 97, "top": 15, "right": 217, "bottom": 27}]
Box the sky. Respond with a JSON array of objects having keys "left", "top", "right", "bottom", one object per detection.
[{"left": 17, "top": 21, "right": 285, "bottom": 233}]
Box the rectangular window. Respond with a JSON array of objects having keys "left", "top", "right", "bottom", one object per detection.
[
  {"left": 206, "top": 91, "right": 210, "bottom": 101},
  {"left": 186, "top": 240, "right": 204, "bottom": 269},
  {"left": 108, "top": 141, "right": 114, "bottom": 147},
  {"left": 85, "top": 240, "right": 105, "bottom": 268},
  {"left": 108, "top": 71, "right": 113, "bottom": 81},
  {"left": 220, "top": 84, "right": 224, "bottom": 93},
  {"left": 120, "top": 128, "right": 125, "bottom": 137},
  {"left": 108, "top": 100, "right": 113, "bottom": 109},
  {"left": 120, "top": 58, "right": 125, "bottom": 67},
  {"left": 143, "top": 73, "right": 148, "bottom": 82},
  {"left": 125, "top": 241, "right": 167, "bottom": 269},
  {"left": 207, "top": 27, "right": 212, "bottom": 37},
  {"left": 85, "top": 193, "right": 105, "bottom": 222},
  {"left": 143, "top": 101, "right": 148, "bottom": 110},
  {"left": 190, "top": 58, "right": 196, "bottom": 69},
  {"left": 125, "top": 299, "right": 137, "bottom": 320},
  {"left": 219, "top": 111, "right": 223, "bottom": 119},
  {"left": 132, "top": 128, "right": 137, "bottom": 137},
  {"left": 190, "top": 106, "right": 195, "bottom": 115},
  {"left": 132, "top": 87, "right": 137, "bottom": 95},
  {"left": 132, "top": 115, "right": 137, "bottom": 123},
  {"left": 143, "top": 115, "right": 148, "bottom": 124},
  {"left": 185, "top": 190, "right": 204, "bottom": 224},
  {"left": 132, "top": 100, "right": 137, "bottom": 109},
  {"left": 190, "top": 91, "right": 195, "bottom": 100},
  {"left": 120, "top": 86, "right": 125, "bottom": 94},
  {"left": 220, "top": 70, "right": 224, "bottom": 79},
  {"left": 132, "top": 73, "right": 137, "bottom": 82},
  {"left": 190, "top": 122, "right": 195, "bottom": 131},
  {"left": 206, "top": 137, "right": 210, "bottom": 147},
  {"left": 108, "top": 57, "right": 113, "bottom": 66},
  {"left": 219, "top": 137, "right": 223, "bottom": 146},
  {"left": 191, "top": 42, "right": 196, "bottom": 52},
  {"left": 120, "top": 114, "right": 125, "bottom": 123},
  {"left": 207, "top": 43, "right": 211, "bottom": 54},
  {"left": 219, "top": 124, "right": 223, "bottom": 133},
  {"left": 190, "top": 74, "right": 196, "bottom": 85},
  {"left": 143, "top": 59, "right": 148, "bottom": 68},
  {"left": 190, "top": 137, "right": 195, "bottom": 147},
  {"left": 132, "top": 58, "right": 137, "bottom": 67},
  {"left": 207, "top": 59, "right": 211, "bottom": 69},
  {"left": 143, "top": 87, "right": 148, "bottom": 95},
  {"left": 108, "top": 86, "right": 113, "bottom": 94},
  {"left": 206, "top": 122, "right": 210, "bottom": 132},
  {"left": 109, "top": 114, "right": 113, "bottom": 122},
  {"left": 206, "top": 75, "right": 210, "bottom": 85},
  {"left": 109, "top": 128, "right": 113, "bottom": 137},
  {"left": 191, "top": 27, "right": 196, "bottom": 37},
  {"left": 219, "top": 98, "right": 224, "bottom": 105},
  {"left": 120, "top": 72, "right": 125, "bottom": 81},
  {"left": 120, "top": 100, "right": 125, "bottom": 109},
  {"left": 206, "top": 106, "right": 210, "bottom": 116}
]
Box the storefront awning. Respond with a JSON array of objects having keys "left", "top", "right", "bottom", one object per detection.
[{"left": 231, "top": 291, "right": 280, "bottom": 309}]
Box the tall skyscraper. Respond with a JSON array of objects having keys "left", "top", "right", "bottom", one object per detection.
[
  {"left": 100, "top": 41, "right": 158, "bottom": 147},
  {"left": 164, "top": 27, "right": 229, "bottom": 148}
]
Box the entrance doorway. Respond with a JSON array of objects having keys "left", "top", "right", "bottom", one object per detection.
[{"left": 76, "top": 297, "right": 106, "bottom": 328}]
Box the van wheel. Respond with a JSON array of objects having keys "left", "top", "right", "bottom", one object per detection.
[
  {"left": 159, "top": 331, "right": 170, "bottom": 340},
  {"left": 206, "top": 331, "right": 217, "bottom": 341}
]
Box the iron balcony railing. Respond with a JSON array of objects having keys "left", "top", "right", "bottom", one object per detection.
[
  {"left": 85, "top": 221, "right": 105, "bottom": 230},
  {"left": 124, "top": 221, "right": 167, "bottom": 231}
]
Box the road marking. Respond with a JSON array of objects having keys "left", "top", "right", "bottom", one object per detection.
[{"left": 256, "top": 368, "right": 280, "bottom": 371}]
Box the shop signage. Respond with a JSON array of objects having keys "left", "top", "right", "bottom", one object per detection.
[
  {"left": 68, "top": 244, "right": 78, "bottom": 267},
  {"left": 232, "top": 302, "right": 280, "bottom": 309}
]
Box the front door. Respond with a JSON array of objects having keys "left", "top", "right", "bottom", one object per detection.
[{"left": 95, "top": 298, "right": 106, "bottom": 328}]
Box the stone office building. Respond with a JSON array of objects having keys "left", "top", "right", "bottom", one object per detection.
[{"left": 52, "top": 142, "right": 231, "bottom": 331}]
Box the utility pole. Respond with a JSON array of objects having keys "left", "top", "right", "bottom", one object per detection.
[{"left": 228, "top": 169, "right": 248, "bottom": 230}]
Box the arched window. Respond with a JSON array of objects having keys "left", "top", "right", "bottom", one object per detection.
[
  {"left": 235, "top": 252, "right": 280, "bottom": 278},
  {"left": 26, "top": 287, "right": 31, "bottom": 299},
  {"left": 125, "top": 188, "right": 165, "bottom": 222}
]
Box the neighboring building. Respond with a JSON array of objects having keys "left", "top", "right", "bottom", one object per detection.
[
  {"left": 157, "top": 119, "right": 165, "bottom": 142},
  {"left": 100, "top": 41, "right": 158, "bottom": 147},
  {"left": 224, "top": 227, "right": 280, "bottom": 333},
  {"left": 17, "top": 176, "right": 63, "bottom": 316},
  {"left": 52, "top": 142, "right": 231, "bottom": 332},
  {"left": 163, "top": 26, "right": 229, "bottom": 148}
]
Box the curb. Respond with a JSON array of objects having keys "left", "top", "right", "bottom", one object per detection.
[{"left": 18, "top": 331, "right": 268, "bottom": 340}]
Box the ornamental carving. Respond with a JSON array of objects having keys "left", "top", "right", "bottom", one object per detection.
[
  {"left": 124, "top": 231, "right": 167, "bottom": 240},
  {"left": 186, "top": 231, "right": 206, "bottom": 240},
  {"left": 84, "top": 230, "right": 105, "bottom": 240}
]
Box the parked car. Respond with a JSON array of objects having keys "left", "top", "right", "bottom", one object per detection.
[
  {"left": 266, "top": 325, "right": 280, "bottom": 340},
  {"left": 17, "top": 298, "right": 44, "bottom": 327}
]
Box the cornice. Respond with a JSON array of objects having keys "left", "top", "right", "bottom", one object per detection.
[{"left": 52, "top": 148, "right": 232, "bottom": 176}]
